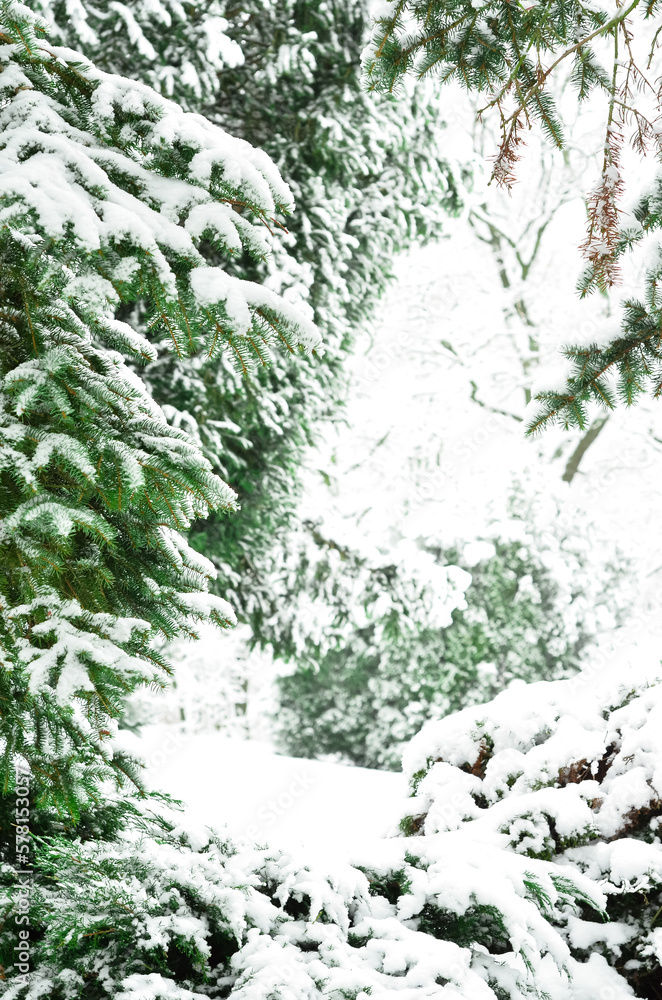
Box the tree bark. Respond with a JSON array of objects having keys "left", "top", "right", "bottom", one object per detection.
[{"left": 562, "top": 416, "right": 609, "bottom": 482}]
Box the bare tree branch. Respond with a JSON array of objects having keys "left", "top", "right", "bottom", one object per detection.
[
  {"left": 470, "top": 381, "right": 523, "bottom": 422},
  {"left": 561, "top": 416, "right": 610, "bottom": 482}
]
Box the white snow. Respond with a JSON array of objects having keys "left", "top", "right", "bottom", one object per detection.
[{"left": 127, "top": 726, "right": 406, "bottom": 855}]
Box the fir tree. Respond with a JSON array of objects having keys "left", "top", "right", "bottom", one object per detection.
[
  {"left": 528, "top": 172, "right": 662, "bottom": 433},
  {"left": 28, "top": 0, "right": 463, "bottom": 627},
  {"left": 0, "top": 0, "right": 318, "bottom": 810},
  {"left": 365, "top": 0, "right": 661, "bottom": 208},
  {"left": 196, "top": 0, "right": 462, "bottom": 629},
  {"left": 32, "top": 0, "right": 244, "bottom": 109},
  {"left": 398, "top": 667, "right": 662, "bottom": 999}
]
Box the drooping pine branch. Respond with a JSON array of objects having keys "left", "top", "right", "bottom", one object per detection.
[{"left": 0, "top": 0, "right": 320, "bottom": 805}]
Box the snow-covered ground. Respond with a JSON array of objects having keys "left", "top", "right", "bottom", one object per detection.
[
  {"left": 125, "top": 626, "right": 661, "bottom": 856},
  {"left": 126, "top": 726, "right": 405, "bottom": 855}
]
